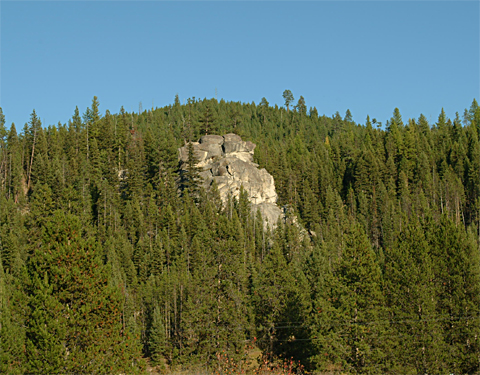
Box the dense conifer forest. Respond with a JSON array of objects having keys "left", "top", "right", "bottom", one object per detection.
[{"left": 0, "top": 95, "right": 479, "bottom": 374}]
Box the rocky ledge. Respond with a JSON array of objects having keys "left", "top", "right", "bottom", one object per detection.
[{"left": 178, "top": 134, "right": 283, "bottom": 227}]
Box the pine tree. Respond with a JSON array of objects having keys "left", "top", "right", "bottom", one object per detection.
[
  {"left": 344, "top": 109, "right": 353, "bottom": 123},
  {"left": 0, "top": 108, "right": 6, "bottom": 192},
  {"left": 384, "top": 217, "right": 444, "bottom": 373},
  {"left": 180, "top": 142, "right": 202, "bottom": 198},
  {"left": 0, "top": 252, "right": 27, "bottom": 374},
  {"left": 332, "top": 223, "right": 388, "bottom": 373},
  {"left": 26, "top": 110, "right": 42, "bottom": 191},
  {"left": 295, "top": 96, "right": 307, "bottom": 115},
  {"left": 25, "top": 210, "right": 144, "bottom": 373},
  {"left": 428, "top": 215, "right": 480, "bottom": 373},
  {"left": 180, "top": 233, "right": 219, "bottom": 366},
  {"left": 304, "top": 239, "right": 343, "bottom": 371},
  {"left": 199, "top": 100, "right": 218, "bottom": 135},
  {"left": 468, "top": 98, "right": 480, "bottom": 139},
  {"left": 282, "top": 90, "right": 294, "bottom": 112},
  {"left": 149, "top": 304, "right": 167, "bottom": 365},
  {"left": 6, "top": 124, "right": 24, "bottom": 203},
  {"left": 252, "top": 236, "right": 310, "bottom": 365}
]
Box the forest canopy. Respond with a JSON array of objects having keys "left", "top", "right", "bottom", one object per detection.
[{"left": 0, "top": 96, "right": 479, "bottom": 374}]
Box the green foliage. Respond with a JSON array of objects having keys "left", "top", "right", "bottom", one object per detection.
[
  {"left": 428, "top": 215, "right": 480, "bottom": 373},
  {"left": 384, "top": 217, "right": 444, "bottom": 373},
  {"left": 282, "top": 90, "right": 294, "bottom": 111},
  {"left": 149, "top": 304, "right": 167, "bottom": 365},
  {"left": 0, "top": 97, "right": 478, "bottom": 373},
  {"left": 25, "top": 211, "right": 144, "bottom": 373},
  {"left": 0, "top": 253, "right": 27, "bottom": 374},
  {"left": 294, "top": 96, "right": 307, "bottom": 115},
  {"left": 198, "top": 99, "right": 218, "bottom": 135},
  {"left": 331, "top": 223, "right": 388, "bottom": 373},
  {"left": 180, "top": 141, "right": 202, "bottom": 197}
]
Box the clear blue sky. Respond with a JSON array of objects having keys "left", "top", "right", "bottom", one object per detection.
[{"left": 1, "top": 1, "right": 479, "bottom": 129}]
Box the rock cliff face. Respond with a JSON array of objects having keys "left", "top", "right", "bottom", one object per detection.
[{"left": 178, "top": 134, "right": 283, "bottom": 227}]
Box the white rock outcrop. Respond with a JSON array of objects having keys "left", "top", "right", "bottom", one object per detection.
[{"left": 178, "top": 134, "right": 283, "bottom": 227}]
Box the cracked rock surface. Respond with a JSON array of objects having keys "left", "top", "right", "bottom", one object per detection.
[{"left": 178, "top": 134, "right": 283, "bottom": 227}]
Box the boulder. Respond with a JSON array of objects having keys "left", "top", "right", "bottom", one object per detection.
[
  {"left": 198, "top": 142, "right": 223, "bottom": 159},
  {"left": 199, "top": 134, "right": 224, "bottom": 145},
  {"left": 178, "top": 142, "right": 207, "bottom": 163},
  {"left": 223, "top": 133, "right": 242, "bottom": 143}
]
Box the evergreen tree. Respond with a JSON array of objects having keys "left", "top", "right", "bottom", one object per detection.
[
  {"left": 304, "top": 240, "right": 336, "bottom": 370},
  {"left": 0, "top": 108, "right": 6, "bottom": 192},
  {"left": 26, "top": 110, "right": 42, "bottom": 191},
  {"left": 295, "top": 95, "right": 307, "bottom": 114},
  {"left": 0, "top": 252, "right": 27, "bottom": 374},
  {"left": 344, "top": 109, "right": 353, "bottom": 123},
  {"left": 252, "top": 236, "right": 310, "bottom": 366},
  {"left": 332, "top": 223, "right": 388, "bottom": 373},
  {"left": 180, "top": 142, "right": 202, "bottom": 198},
  {"left": 149, "top": 304, "right": 167, "bottom": 365},
  {"left": 428, "top": 215, "right": 480, "bottom": 373},
  {"left": 199, "top": 100, "right": 218, "bottom": 135},
  {"left": 468, "top": 98, "right": 480, "bottom": 139},
  {"left": 384, "top": 217, "right": 444, "bottom": 374},
  {"left": 282, "top": 90, "right": 294, "bottom": 112},
  {"left": 25, "top": 210, "right": 144, "bottom": 373}
]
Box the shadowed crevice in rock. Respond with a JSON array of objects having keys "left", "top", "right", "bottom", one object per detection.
[{"left": 178, "top": 134, "right": 283, "bottom": 227}]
